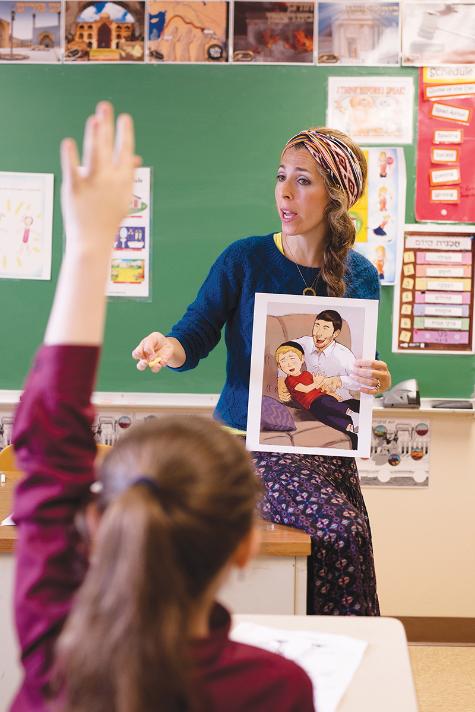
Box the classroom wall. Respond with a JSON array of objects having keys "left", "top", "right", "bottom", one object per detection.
[
  {"left": 364, "top": 409, "right": 475, "bottom": 618},
  {"left": 0, "top": 64, "right": 474, "bottom": 398}
]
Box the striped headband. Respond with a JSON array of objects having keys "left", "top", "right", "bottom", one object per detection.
[{"left": 283, "top": 130, "right": 364, "bottom": 208}]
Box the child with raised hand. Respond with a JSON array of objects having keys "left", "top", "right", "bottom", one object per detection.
[{"left": 10, "top": 103, "right": 315, "bottom": 712}]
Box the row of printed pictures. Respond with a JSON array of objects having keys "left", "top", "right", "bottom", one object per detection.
[{"left": 0, "top": 1, "right": 474, "bottom": 65}]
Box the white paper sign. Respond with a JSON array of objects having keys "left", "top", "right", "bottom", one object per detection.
[
  {"left": 0, "top": 171, "right": 53, "bottom": 280},
  {"left": 107, "top": 167, "right": 151, "bottom": 298},
  {"left": 327, "top": 76, "right": 414, "bottom": 144}
]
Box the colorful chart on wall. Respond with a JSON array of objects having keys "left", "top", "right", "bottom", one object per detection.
[
  {"left": 416, "top": 67, "right": 475, "bottom": 222},
  {"left": 148, "top": 1, "right": 228, "bottom": 62},
  {"left": 107, "top": 167, "right": 151, "bottom": 298},
  {"left": 402, "top": 2, "right": 475, "bottom": 66},
  {"left": 351, "top": 147, "right": 406, "bottom": 285},
  {"left": 317, "top": 1, "right": 400, "bottom": 66},
  {"left": 0, "top": 1, "right": 62, "bottom": 63},
  {"left": 247, "top": 293, "right": 378, "bottom": 458},
  {"left": 0, "top": 171, "right": 53, "bottom": 280},
  {"left": 327, "top": 76, "right": 414, "bottom": 144},
  {"left": 232, "top": 1, "right": 314, "bottom": 63},
  {"left": 392, "top": 224, "right": 475, "bottom": 354},
  {"left": 64, "top": 1, "right": 145, "bottom": 62},
  {"left": 358, "top": 418, "right": 430, "bottom": 488}
]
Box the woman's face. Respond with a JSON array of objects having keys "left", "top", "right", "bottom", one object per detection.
[{"left": 275, "top": 146, "right": 329, "bottom": 238}]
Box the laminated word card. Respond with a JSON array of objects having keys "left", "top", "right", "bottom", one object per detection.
[{"left": 393, "top": 225, "right": 475, "bottom": 354}]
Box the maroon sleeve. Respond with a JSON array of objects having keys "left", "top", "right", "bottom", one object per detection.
[
  {"left": 285, "top": 663, "right": 316, "bottom": 711},
  {"left": 266, "top": 657, "right": 316, "bottom": 712},
  {"left": 11, "top": 345, "right": 100, "bottom": 709}
]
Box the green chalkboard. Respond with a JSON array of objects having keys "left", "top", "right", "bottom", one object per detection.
[{"left": 0, "top": 64, "right": 473, "bottom": 398}]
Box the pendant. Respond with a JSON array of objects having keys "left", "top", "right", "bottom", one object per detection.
[{"left": 303, "top": 287, "right": 317, "bottom": 296}]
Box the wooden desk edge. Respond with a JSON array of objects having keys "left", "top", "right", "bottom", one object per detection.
[{"left": 1, "top": 532, "right": 312, "bottom": 557}]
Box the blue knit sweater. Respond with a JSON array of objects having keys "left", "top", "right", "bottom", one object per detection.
[{"left": 169, "top": 234, "right": 380, "bottom": 430}]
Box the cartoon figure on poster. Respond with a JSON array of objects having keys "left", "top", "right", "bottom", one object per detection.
[
  {"left": 350, "top": 147, "right": 405, "bottom": 285},
  {"left": 246, "top": 293, "right": 378, "bottom": 457}
]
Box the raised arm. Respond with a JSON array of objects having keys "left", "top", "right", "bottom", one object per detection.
[{"left": 11, "top": 103, "right": 138, "bottom": 711}]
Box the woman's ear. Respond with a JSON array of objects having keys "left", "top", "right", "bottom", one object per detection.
[{"left": 231, "top": 523, "right": 262, "bottom": 570}]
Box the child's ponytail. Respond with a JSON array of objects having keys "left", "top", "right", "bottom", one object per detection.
[
  {"left": 55, "top": 417, "right": 260, "bottom": 712},
  {"left": 57, "top": 484, "right": 195, "bottom": 712}
]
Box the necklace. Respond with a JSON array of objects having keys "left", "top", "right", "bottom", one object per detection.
[{"left": 283, "top": 236, "right": 322, "bottom": 296}]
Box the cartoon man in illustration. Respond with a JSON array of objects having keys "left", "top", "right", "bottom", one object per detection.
[
  {"left": 277, "top": 309, "right": 361, "bottom": 411},
  {"left": 276, "top": 340, "right": 359, "bottom": 448}
]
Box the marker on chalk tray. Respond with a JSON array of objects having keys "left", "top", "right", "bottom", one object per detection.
[{"left": 148, "top": 356, "right": 162, "bottom": 368}]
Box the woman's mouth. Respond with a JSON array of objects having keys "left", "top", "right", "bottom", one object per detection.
[{"left": 280, "top": 209, "right": 297, "bottom": 223}]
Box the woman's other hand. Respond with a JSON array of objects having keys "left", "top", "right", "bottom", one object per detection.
[{"left": 351, "top": 360, "right": 392, "bottom": 396}]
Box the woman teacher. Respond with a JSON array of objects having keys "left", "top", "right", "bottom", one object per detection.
[{"left": 132, "top": 127, "right": 391, "bottom": 615}]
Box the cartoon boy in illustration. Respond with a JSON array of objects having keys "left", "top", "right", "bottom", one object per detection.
[{"left": 276, "top": 341, "right": 359, "bottom": 448}]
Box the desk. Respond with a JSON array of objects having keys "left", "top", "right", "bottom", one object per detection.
[
  {"left": 232, "top": 614, "right": 419, "bottom": 712},
  {"left": 221, "top": 521, "right": 311, "bottom": 616}
]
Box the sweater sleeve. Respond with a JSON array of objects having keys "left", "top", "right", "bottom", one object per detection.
[
  {"left": 167, "top": 243, "right": 242, "bottom": 371},
  {"left": 11, "top": 345, "right": 99, "bottom": 709}
]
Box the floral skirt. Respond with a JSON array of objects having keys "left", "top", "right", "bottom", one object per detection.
[{"left": 252, "top": 451, "right": 380, "bottom": 616}]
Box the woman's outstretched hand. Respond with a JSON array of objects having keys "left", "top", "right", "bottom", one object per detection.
[{"left": 132, "top": 332, "right": 185, "bottom": 372}]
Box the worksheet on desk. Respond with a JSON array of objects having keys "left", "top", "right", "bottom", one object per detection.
[{"left": 231, "top": 622, "right": 367, "bottom": 712}]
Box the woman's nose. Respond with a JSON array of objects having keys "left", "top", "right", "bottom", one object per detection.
[{"left": 279, "top": 178, "right": 293, "bottom": 199}]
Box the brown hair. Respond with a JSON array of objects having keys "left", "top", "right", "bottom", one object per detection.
[
  {"left": 55, "top": 417, "right": 260, "bottom": 712},
  {"left": 284, "top": 127, "right": 367, "bottom": 297}
]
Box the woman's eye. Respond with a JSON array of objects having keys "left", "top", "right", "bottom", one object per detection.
[
  {"left": 298, "top": 177, "right": 310, "bottom": 185},
  {"left": 276, "top": 174, "right": 285, "bottom": 182}
]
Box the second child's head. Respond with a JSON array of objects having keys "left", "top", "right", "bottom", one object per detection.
[
  {"left": 275, "top": 341, "right": 305, "bottom": 376},
  {"left": 56, "top": 417, "right": 260, "bottom": 712}
]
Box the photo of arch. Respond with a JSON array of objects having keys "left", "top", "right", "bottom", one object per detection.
[{"left": 64, "top": 1, "right": 145, "bottom": 62}]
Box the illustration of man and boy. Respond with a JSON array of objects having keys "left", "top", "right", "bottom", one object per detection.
[{"left": 276, "top": 309, "right": 360, "bottom": 449}]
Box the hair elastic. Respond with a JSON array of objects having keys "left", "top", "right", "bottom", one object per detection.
[{"left": 130, "top": 476, "right": 161, "bottom": 500}]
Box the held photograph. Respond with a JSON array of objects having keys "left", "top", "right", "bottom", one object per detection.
[{"left": 246, "top": 293, "right": 379, "bottom": 457}]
